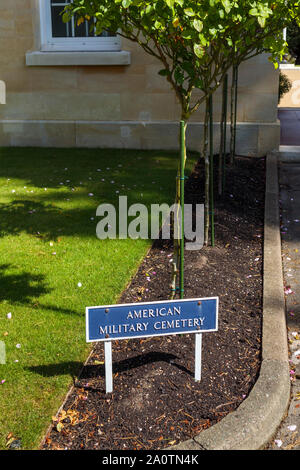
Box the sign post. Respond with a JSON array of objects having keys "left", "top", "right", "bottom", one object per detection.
[
  {"left": 104, "top": 341, "right": 113, "bottom": 394},
  {"left": 194, "top": 333, "right": 202, "bottom": 382},
  {"left": 86, "top": 297, "right": 218, "bottom": 394}
]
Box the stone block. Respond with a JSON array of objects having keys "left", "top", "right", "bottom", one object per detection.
[
  {"left": 75, "top": 121, "right": 141, "bottom": 149},
  {"left": 0, "top": 119, "right": 280, "bottom": 156},
  {"left": 120, "top": 93, "right": 175, "bottom": 121},
  {"left": 0, "top": 120, "right": 76, "bottom": 147},
  {"left": 77, "top": 65, "right": 146, "bottom": 94},
  {"left": 241, "top": 92, "right": 278, "bottom": 123},
  {"left": 235, "top": 123, "right": 259, "bottom": 156},
  {"left": 258, "top": 121, "right": 281, "bottom": 155}
]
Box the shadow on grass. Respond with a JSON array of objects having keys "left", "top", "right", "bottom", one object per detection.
[
  {"left": 0, "top": 199, "right": 94, "bottom": 240},
  {"left": 0, "top": 147, "right": 196, "bottom": 241},
  {"left": 0, "top": 148, "right": 265, "bottom": 246},
  {"left": 0, "top": 264, "right": 81, "bottom": 316},
  {"left": 26, "top": 351, "right": 193, "bottom": 388},
  {"left": 0, "top": 264, "right": 51, "bottom": 304},
  {"left": 0, "top": 147, "right": 185, "bottom": 190}
]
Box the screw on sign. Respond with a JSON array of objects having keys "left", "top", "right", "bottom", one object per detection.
[{"left": 86, "top": 297, "right": 218, "bottom": 393}]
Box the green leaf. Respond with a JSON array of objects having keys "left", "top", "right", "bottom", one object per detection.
[
  {"left": 184, "top": 8, "right": 195, "bottom": 17},
  {"left": 193, "top": 19, "right": 203, "bottom": 32},
  {"left": 122, "top": 0, "right": 132, "bottom": 8},
  {"left": 194, "top": 44, "right": 205, "bottom": 58}
]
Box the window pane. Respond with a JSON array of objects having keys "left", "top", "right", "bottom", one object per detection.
[
  {"left": 74, "top": 19, "right": 87, "bottom": 38},
  {"left": 51, "top": 5, "right": 69, "bottom": 38},
  {"left": 50, "top": 1, "right": 116, "bottom": 39},
  {"left": 76, "top": 18, "right": 116, "bottom": 38}
]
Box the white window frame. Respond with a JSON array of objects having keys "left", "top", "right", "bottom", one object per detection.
[{"left": 39, "top": 0, "right": 121, "bottom": 52}]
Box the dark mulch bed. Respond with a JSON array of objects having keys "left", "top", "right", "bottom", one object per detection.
[{"left": 42, "top": 155, "right": 265, "bottom": 451}]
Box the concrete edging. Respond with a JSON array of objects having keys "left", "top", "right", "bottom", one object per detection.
[{"left": 171, "top": 152, "right": 290, "bottom": 450}]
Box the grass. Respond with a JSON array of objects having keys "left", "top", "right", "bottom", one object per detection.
[{"left": 0, "top": 147, "right": 197, "bottom": 450}]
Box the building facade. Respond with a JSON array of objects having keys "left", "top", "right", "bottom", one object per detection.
[
  {"left": 279, "top": 64, "right": 300, "bottom": 108},
  {"left": 0, "top": 0, "right": 280, "bottom": 155}
]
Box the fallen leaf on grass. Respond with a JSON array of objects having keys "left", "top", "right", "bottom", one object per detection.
[
  {"left": 6, "top": 437, "right": 16, "bottom": 447},
  {"left": 5, "top": 433, "right": 21, "bottom": 449}
]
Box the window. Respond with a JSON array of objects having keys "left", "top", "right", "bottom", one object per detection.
[
  {"left": 26, "top": 0, "right": 130, "bottom": 66},
  {"left": 40, "top": 0, "right": 121, "bottom": 52}
]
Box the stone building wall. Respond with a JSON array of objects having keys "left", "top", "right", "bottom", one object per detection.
[{"left": 0, "top": 0, "right": 280, "bottom": 156}]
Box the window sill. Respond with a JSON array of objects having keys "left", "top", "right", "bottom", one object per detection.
[{"left": 25, "top": 50, "right": 131, "bottom": 66}]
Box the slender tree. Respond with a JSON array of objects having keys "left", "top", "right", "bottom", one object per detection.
[
  {"left": 63, "top": 0, "right": 300, "bottom": 297},
  {"left": 218, "top": 73, "right": 228, "bottom": 197}
]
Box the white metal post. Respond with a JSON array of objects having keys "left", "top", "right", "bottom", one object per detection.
[
  {"left": 195, "top": 333, "right": 202, "bottom": 382},
  {"left": 104, "top": 341, "right": 113, "bottom": 393}
]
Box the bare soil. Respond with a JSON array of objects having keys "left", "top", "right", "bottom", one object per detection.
[{"left": 42, "top": 155, "right": 265, "bottom": 451}]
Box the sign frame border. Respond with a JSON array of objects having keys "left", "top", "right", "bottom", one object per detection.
[{"left": 86, "top": 296, "right": 219, "bottom": 343}]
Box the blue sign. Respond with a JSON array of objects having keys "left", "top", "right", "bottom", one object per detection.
[{"left": 86, "top": 297, "right": 218, "bottom": 343}]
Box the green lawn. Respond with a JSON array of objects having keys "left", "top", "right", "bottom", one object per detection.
[{"left": 0, "top": 147, "right": 197, "bottom": 450}]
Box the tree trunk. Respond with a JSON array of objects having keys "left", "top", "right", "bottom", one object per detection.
[
  {"left": 203, "top": 99, "right": 210, "bottom": 246},
  {"left": 209, "top": 94, "right": 215, "bottom": 247},
  {"left": 230, "top": 65, "right": 237, "bottom": 165},
  {"left": 218, "top": 74, "right": 228, "bottom": 196},
  {"left": 218, "top": 98, "right": 225, "bottom": 197},
  {"left": 170, "top": 119, "right": 187, "bottom": 299},
  {"left": 233, "top": 65, "right": 239, "bottom": 158}
]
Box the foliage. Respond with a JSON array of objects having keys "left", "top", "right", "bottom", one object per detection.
[
  {"left": 63, "top": 1, "right": 300, "bottom": 121},
  {"left": 287, "top": 20, "right": 300, "bottom": 64},
  {"left": 279, "top": 72, "right": 293, "bottom": 103},
  {"left": 62, "top": 0, "right": 300, "bottom": 278},
  {"left": 62, "top": 0, "right": 300, "bottom": 286}
]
